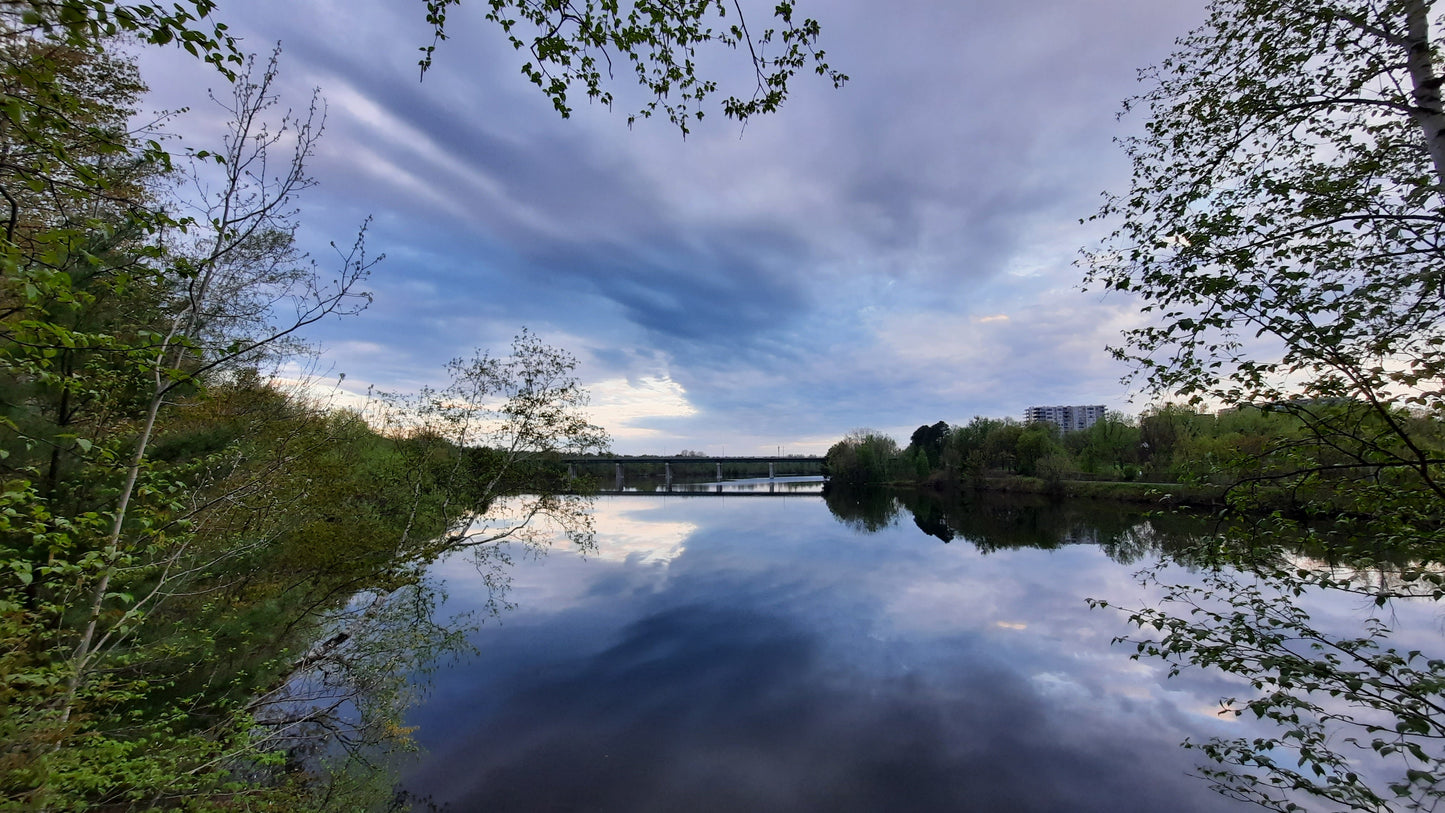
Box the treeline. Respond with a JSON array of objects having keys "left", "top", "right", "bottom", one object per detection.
[
  {"left": 825, "top": 415, "right": 1147, "bottom": 487},
  {"left": 825, "top": 403, "right": 1445, "bottom": 510},
  {"left": 0, "top": 17, "right": 604, "bottom": 811}
]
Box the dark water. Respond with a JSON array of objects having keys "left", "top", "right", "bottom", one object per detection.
[{"left": 398, "top": 487, "right": 1426, "bottom": 812}]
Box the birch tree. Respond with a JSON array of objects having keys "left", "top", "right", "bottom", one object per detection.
[
  {"left": 59, "top": 46, "right": 374, "bottom": 724},
  {"left": 1086, "top": 0, "right": 1445, "bottom": 527},
  {"left": 371, "top": 329, "right": 609, "bottom": 566},
  {"left": 1086, "top": 1, "right": 1445, "bottom": 808}
]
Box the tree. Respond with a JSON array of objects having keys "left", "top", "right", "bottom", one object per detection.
[
  {"left": 823, "top": 428, "right": 899, "bottom": 487},
  {"left": 944, "top": 416, "right": 1006, "bottom": 480},
  {"left": 422, "top": 0, "right": 847, "bottom": 133},
  {"left": 368, "top": 329, "right": 609, "bottom": 566},
  {"left": 1013, "top": 421, "right": 1062, "bottom": 478},
  {"left": 1085, "top": 1, "right": 1445, "bottom": 808},
  {"left": 55, "top": 46, "right": 374, "bottom": 727},
  {"left": 0, "top": 0, "right": 843, "bottom": 805},
  {"left": 1099, "top": 562, "right": 1445, "bottom": 813},
  {"left": 1084, "top": 0, "right": 1445, "bottom": 519},
  {"left": 1069, "top": 412, "right": 1140, "bottom": 478},
  {"left": 980, "top": 419, "right": 1024, "bottom": 473},
  {"left": 907, "top": 420, "right": 950, "bottom": 469},
  {"left": 0, "top": 37, "right": 384, "bottom": 805},
  {"left": 5, "top": 0, "right": 845, "bottom": 136},
  {"left": 233, "top": 332, "right": 607, "bottom": 794},
  {"left": 1137, "top": 403, "right": 1201, "bottom": 480}
]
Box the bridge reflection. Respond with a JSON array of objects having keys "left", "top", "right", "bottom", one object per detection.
[
  {"left": 597, "top": 475, "right": 825, "bottom": 497},
  {"left": 598, "top": 489, "right": 822, "bottom": 498}
]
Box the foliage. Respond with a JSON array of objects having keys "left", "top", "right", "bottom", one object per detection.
[
  {"left": 823, "top": 428, "right": 900, "bottom": 487},
  {"left": 906, "top": 420, "right": 949, "bottom": 469},
  {"left": 1099, "top": 559, "right": 1445, "bottom": 813},
  {"left": 0, "top": 379, "right": 456, "bottom": 809},
  {"left": 824, "top": 414, "right": 1141, "bottom": 489},
  {"left": 3, "top": 1, "right": 241, "bottom": 75},
  {"left": 1082, "top": 0, "right": 1445, "bottom": 808},
  {"left": 420, "top": 0, "right": 847, "bottom": 133},
  {"left": 0, "top": 0, "right": 841, "bottom": 806},
  {"left": 1082, "top": 0, "right": 1445, "bottom": 525},
  {"left": 1064, "top": 410, "right": 1141, "bottom": 478},
  {"left": 8, "top": 0, "right": 849, "bottom": 136},
  {"left": 367, "top": 329, "right": 609, "bottom": 571},
  {"left": 0, "top": 11, "right": 604, "bottom": 810},
  {"left": 1013, "top": 422, "right": 1063, "bottom": 478}
]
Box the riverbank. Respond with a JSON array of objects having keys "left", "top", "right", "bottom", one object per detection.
[
  {"left": 879, "top": 475, "right": 1227, "bottom": 507},
  {"left": 970, "top": 475, "right": 1224, "bottom": 506}
]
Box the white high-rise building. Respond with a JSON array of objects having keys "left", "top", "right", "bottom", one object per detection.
[{"left": 1024, "top": 404, "right": 1107, "bottom": 432}]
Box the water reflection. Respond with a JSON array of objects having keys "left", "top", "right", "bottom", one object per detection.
[
  {"left": 402, "top": 496, "right": 1274, "bottom": 811},
  {"left": 820, "top": 485, "right": 901, "bottom": 533},
  {"left": 824, "top": 486, "right": 1210, "bottom": 565},
  {"left": 820, "top": 488, "right": 1445, "bottom": 809},
  {"left": 605, "top": 475, "right": 826, "bottom": 495}
]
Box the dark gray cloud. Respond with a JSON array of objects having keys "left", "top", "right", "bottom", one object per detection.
[{"left": 140, "top": 0, "right": 1211, "bottom": 451}]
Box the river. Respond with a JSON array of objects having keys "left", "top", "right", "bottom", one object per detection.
[{"left": 391, "top": 480, "right": 1442, "bottom": 811}]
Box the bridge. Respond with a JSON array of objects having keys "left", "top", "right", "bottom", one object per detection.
[{"left": 561, "top": 455, "right": 826, "bottom": 489}]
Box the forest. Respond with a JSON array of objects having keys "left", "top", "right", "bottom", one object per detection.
[{"left": 0, "top": 7, "right": 618, "bottom": 810}]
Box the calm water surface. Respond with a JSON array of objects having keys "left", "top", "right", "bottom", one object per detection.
[{"left": 398, "top": 485, "right": 1403, "bottom": 811}]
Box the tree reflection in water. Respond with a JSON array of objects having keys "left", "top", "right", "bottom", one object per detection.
[
  {"left": 249, "top": 505, "right": 596, "bottom": 808},
  {"left": 1102, "top": 561, "right": 1445, "bottom": 812},
  {"left": 824, "top": 487, "right": 1445, "bottom": 811},
  {"left": 821, "top": 485, "right": 902, "bottom": 534},
  {"left": 823, "top": 486, "right": 1206, "bottom": 564}
]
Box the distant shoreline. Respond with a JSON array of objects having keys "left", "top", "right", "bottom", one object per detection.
[{"left": 887, "top": 476, "right": 1227, "bottom": 508}]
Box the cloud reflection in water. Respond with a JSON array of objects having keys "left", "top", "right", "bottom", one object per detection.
[{"left": 403, "top": 497, "right": 1251, "bottom": 812}]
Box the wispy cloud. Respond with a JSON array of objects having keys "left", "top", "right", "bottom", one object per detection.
[{"left": 139, "top": 0, "right": 1210, "bottom": 452}]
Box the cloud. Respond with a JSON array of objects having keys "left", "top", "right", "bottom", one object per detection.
[
  {"left": 587, "top": 375, "right": 700, "bottom": 443},
  {"left": 137, "top": 0, "right": 1212, "bottom": 452}
]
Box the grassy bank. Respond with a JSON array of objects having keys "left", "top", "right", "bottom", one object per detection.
[{"left": 905, "top": 475, "right": 1227, "bottom": 507}]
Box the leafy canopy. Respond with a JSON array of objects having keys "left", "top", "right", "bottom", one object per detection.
[
  {"left": 421, "top": 0, "right": 847, "bottom": 133},
  {"left": 1085, "top": 1, "right": 1445, "bottom": 808}
]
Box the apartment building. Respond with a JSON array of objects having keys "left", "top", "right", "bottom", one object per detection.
[{"left": 1023, "top": 404, "right": 1107, "bottom": 433}]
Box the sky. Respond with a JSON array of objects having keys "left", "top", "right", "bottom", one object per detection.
[{"left": 137, "top": 0, "right": 1211, "bottom": 455}]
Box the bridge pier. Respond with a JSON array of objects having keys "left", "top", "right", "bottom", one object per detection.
[
  {"left": 615, "top": 462, "right": 624, "bottom": 490},
  {"left": 716, "top": 462, "right": 722, "bottom": 482},
  {"left": 665, "top": 462, "right": 673, "bottom": 488},
  {"left": 769, "top": 462, "right": 775, "bottom": 479},
  {"left": 567, "top": 463, "right": 576, "bottom": 479}
]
